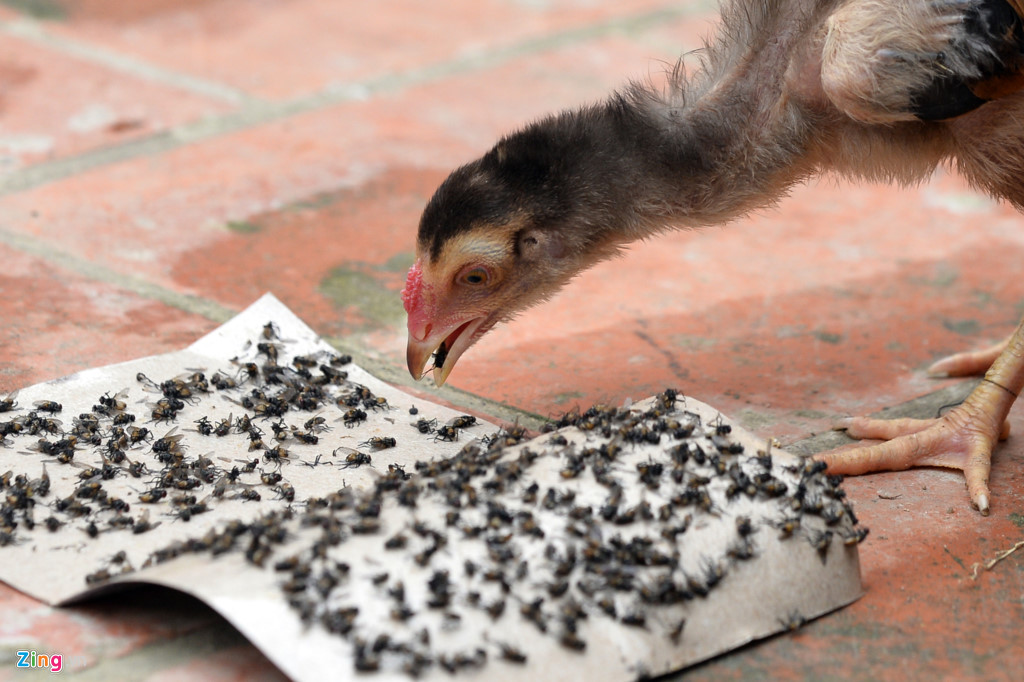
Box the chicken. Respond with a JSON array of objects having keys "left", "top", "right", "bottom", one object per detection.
[{"left": 402, "top": 0, "right": 1024, "bottom": 514}]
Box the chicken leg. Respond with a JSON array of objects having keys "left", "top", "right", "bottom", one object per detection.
[{"left": 818, "top": 317, "right": 1024, "bottom": 514}]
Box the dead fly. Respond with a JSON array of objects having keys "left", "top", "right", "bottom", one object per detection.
[
  {"left": 520, "top": 598, "right": 547, "bottom": 633},
  {"left": 231, "top": 409, "right": 252, "bottom": 430},
  {"left": 773, "top": 516, "right": 801, "bottom": 539},
  {"left": 340, "top": 409, "right": 367, "bottom": 428},
  {"left": 94, "top": 389, "right": 129, "bottom": 415},
  {"left": 257, "top": 342, "right": 280, "bottom": 363},
  {"left": 735, "top": 515, "right": 755, "bottom": 537},
  {"left": 351, "top": 518, "right": 380, "bottom": 534},
  {"left": 726, "top": 537, "right": 756, "bottom": 561},
  {"left": 362, "top": 396, "right": 390, "bottom": 412},
  {"left": 559, "top": 630, "right": 586, "bottom": 651},
  {"left": 793, "top": 459, "right": 828, "bottom": 477},
  {"left": 262, "top": 321, "right": 280, "bottom": 340},
  {"left": 806, "top": 529, "right": 833, "bottom": 560},
  {"left": 85, "top": 568, "right": 112, "bottom": 585},
  {"left": 821, "top": 504, "right": 846, "bottom": 525},
  {"left": 291, "top": 430, "right": 319, "bottom": 445},
  {"left": 636, "top": 458, "right": 664, "bottom": 488},
  {"left": 322, "top": 607, "right": 359, "bottom": 637},
  {"left": 30, "top": 467, "right": 51, "bottom": 496},
  {"left": 263, "top": 445, "right": 290, "bottom": 463},
  {"left": 448, "top": 415, "right": 477, "bottom": 429},
  {"left": 127, "top": 426, "right": 151, "bottom": 444},
  {"left": 152, "top": 428, "right": 185, "bottom": 461},
  {"left": 77, "top": 464, "right": 113, "bottom": 481},
  {"left": 560, "top": 453, "right": 585, "bottom": 479},
  {"left": 485, "top": 599, "right": 506, "bottom": 620},
  {"left": 214, "top": 415, "right": 233, "bottom": 437},
  {"left": 54, "top": 495, "right": 91, "bottom": 517},
  {"left": 33, "top": 400, "right": 62, "bottom": 414},
  {"left": 778, "top": 610, "right": 806, "bottom": 632},
  {"left": 248, "top": 433, "right": 267, "bottom": 452},
  {"left": 434, "top": 425, "right": 458, "bottom": 442},
  {"left": 669, "top": 618, "right": 687, "bottom": 645},
  {"left": 304, "top": 415, "right": 330, "bottom": 433},
  {"left": 233, "top": 360, "right": 260, "bottom": 383},
  {"left": 412, "top": 418, "right": 437, "bottom": 434},
  {"left": 359, "top": 436, "right": 396, "bottom": 450},
  {"left": 138, "top": 488, "right": 168, "bottom": 504},
  {"left": 210, "top": 372, "right": 238, "bottom": 390},
  {"left": 335, "top": 448, "right": 372, "bottom": 469},
  {"left": 498, "top": 643, "right": 527, "bottom": 664},
  {"left": 70, "top": 412, "right": 100, "bottom": 434},
  {"left": 0, "top": 391, "right": 18, "bottom": 413},
  {"left": 353, "top": 643, "right": 380, "bottom": 673},
  {"left": 290, "top": 354, "right": 320, "bottom": 372},
  {"left": 269, "top": 421, "right": 290, "bottom": 441},
  {"left": 621, "top": 611, "right": 647, "bottom": 628},
  {"left": 276, "top": 483, "right": 295, "bottom": 503},
  {"left": 319, "top": 364, "right": 348, "bottom": 384},
  {"left": 432, "top": 341, "right": 449, "bottom": 371},
  {"left": 385, "top": 534, "right": 408, "bottom": 550},
  {"left": 842, "top": 526, "right": 870, "bottom": 545},
  {"left": 260, "top": 471, "right": 283, "bottom": 486},
  {"left": 171, "top": 496, "right": 209, "bottom": 522},
  {"left": 397, "top": 482, "right": 420, "bottom": 507},
  {"left": 150, "top": 398, "right": 184, "bottom": 422}
]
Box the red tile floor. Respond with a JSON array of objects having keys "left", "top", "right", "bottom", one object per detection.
[{"left": 2, "top": 1, "right": 1023, "bottom": 680}]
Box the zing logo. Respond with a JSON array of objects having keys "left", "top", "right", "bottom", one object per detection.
[{"left": 15, "top": 650, "right": 71, "bottom": 673}]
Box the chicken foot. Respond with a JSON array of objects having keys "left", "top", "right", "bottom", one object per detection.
[{"left": 818, "top": 316, "right": 1024, "bottom": 514}]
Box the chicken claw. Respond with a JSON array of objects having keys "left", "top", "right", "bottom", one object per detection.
[{"left": 818, "top": 320, "right": 1024, "bottom": 515}]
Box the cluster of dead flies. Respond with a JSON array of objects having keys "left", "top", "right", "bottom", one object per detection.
[
  {"left": 0, "top": 320, "right": 477, "bottom": 583},
  {"left": 131, "top": 388, "right": 868, "bottom": 678}
]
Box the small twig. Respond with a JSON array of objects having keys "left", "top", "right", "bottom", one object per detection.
[
  {"left": 969, "top": 539, "right": 1024, "bottom": 580},
  {"left": 877, "top": 492, "right": 902, "bottom": 500}
]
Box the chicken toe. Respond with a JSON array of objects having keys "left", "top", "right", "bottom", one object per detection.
[
  {"left": 927, "top": 336, "right": 1011, "bottom": 377},
  {"left": 818, "top": 318, "right": 1024, "bottom": 514}
]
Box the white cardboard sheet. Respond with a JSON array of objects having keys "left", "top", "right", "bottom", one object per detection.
[{"left": 0, "top": 294, "right": 863, "bottom": 681}]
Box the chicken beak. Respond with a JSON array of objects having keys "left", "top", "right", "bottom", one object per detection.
[
  {"left": 405, "top": 316, "right": 488, "bottom": 387},
  {"left": 406, "top": 338, "right": 436, "bottom": 382}
]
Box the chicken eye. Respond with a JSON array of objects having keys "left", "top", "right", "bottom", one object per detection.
[{"left": 458, "top": 267, "right": 490, "bottom": 287}]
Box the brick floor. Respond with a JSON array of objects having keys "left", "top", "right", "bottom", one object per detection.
[{"left": 1, "top": 0, "right": 1023, "bottom": 680}]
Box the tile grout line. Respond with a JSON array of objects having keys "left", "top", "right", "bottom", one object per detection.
[
  {"left": 0, "top": 226, "right": 238, "bottom": 323},
  {"left": 0, "top": 4, "right": 699, "bottom": 197},
  {"left": 0, "top": 17, "right": 257, "bottom": 106}
]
